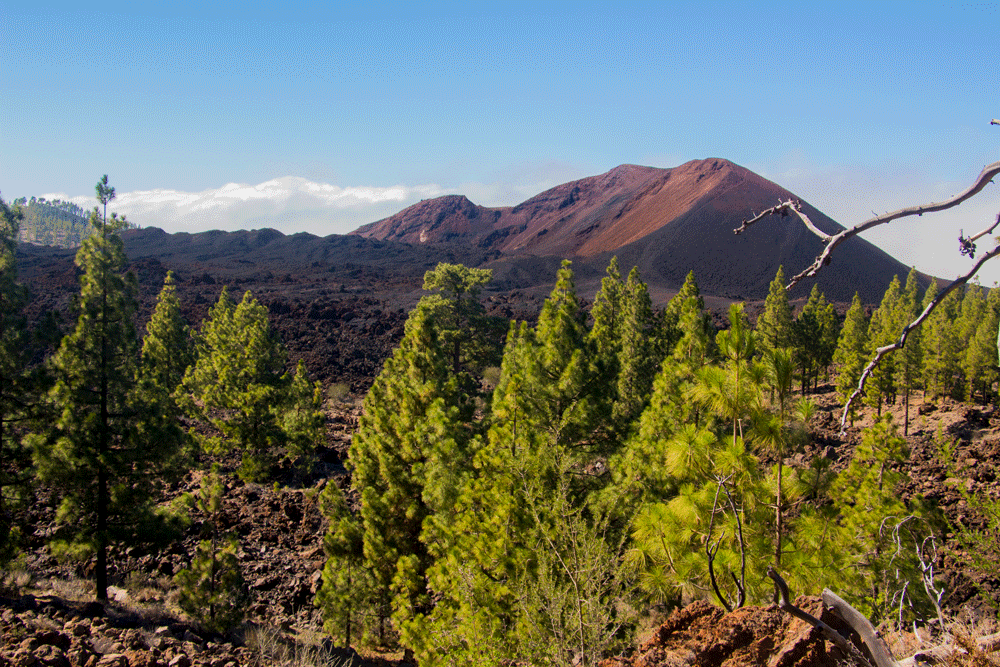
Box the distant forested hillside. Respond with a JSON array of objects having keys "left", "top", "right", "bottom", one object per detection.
[{"left": 11, "top": 196, "right": 132, "bottom": 248}]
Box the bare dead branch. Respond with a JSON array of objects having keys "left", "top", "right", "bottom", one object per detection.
[
  {"left": 706, "top": 479, "right": 732, "bottom": 612},
  {"left": 766, "top": 568, "right": 875, "bottom": 667},
  {"left": 735, "top": 200, "right": 834, "bottom": 242},
  {"left": 721, "top": 481, "right": 747, "bottom": 609},
  {"left": 964, "top": 210, "right": 1000, "bottom": 247},
  {"left": 735, "top": 161, "right": 1000, "bottom": 289},
  {"left": 821, "top": 589, "right": 899, "bottom": 667},
  {"left": 839, "top": 242, "right": 1000, "bottom": 433},
  {"left": 787, "top": 161, "right": 1000, "bottom": 288}
]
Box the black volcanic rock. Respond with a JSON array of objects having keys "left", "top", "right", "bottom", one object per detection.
[{"left": 18, "top": 159, "right": 927, "bottom": 390}]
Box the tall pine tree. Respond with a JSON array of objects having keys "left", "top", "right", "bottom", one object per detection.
[
  {"left": 964, "top": 286, "right": 1000, "bottom": 403},
  {"left": 756, "top": 266, "right": 793, "bottom": 354},
  {"left": 0, "top": 196, "right": 30, "bottom": 563},
  {"left": 865, "top": 276, "right": 902, "bottom": 414},
  {"left": 320, "top": 264, "right": 487, "bottom": 648},
  {"left": 406, "top": 261, "right": 633, "bottom": 666},
  {"left": 30, "top": 178, "right": 185, "bottom": 600},
  {"left": 921, "top": 281, "right": 961, "bottom": 400}
]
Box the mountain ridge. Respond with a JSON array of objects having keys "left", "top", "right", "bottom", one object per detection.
[{"left": 350, "top": 158, "right": 921, "bottom": 303}]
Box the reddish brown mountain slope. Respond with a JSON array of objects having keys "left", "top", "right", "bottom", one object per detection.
[
  {"left": 351, "top": 160, "right": 735, "bottom": 255},
  {"left": 352, "top": 159, "right": 922, "bottom": 303}
]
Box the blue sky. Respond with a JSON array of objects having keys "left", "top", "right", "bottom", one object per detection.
[{"left": 3, "top": 1, "right": 999, "bottom": 285}]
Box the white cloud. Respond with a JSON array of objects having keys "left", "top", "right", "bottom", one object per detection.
[{"left": 43, "top": 177, "right": 451, "bottom": 237}]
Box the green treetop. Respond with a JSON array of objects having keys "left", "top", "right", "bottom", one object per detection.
[
  {"left": 920, "top": 280, "right": 961, "bottom": 400},
  {"left": 833, "top": 293, "right": 868, "bottom": 424},
  {"left": 964, "top": 285, "right": 1000, "bottom": 403},
  {"left": 792, "top": 284, "right": 839, "bottom": 395},
  {"left": 181, "top": 288, "right": 320, "bottom": 480},
  {"left": 756, "top": 266, "right": 793, "bottom": 353},
  {"left": 865, "top": 275, "right": 902, "bottom": 414},
  {"left": 140, "top": 271, "right": 193, "bottom": 394},
  {"left": 320, "top": 265, "right": 488, "bottom": 649}
]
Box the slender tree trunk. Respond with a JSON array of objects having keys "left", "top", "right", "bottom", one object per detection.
[
  {"left": 775, "top": 460, "right": 783, "bottom": 567},
  {"left": 904, "top": 383, "right": 910, "bottom": 436}
]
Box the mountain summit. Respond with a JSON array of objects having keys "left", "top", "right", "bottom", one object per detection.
[{"left": 353, "top": 159, "right": 917, "bottom": 303}]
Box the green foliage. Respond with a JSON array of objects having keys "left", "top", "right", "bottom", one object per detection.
[
  {"left": 829, "top": 416, "right": 935, "bottom": 620},
  {"left": 402, "top": 261, "right": 635, "bottom": 666},
  {"left": 942, "top": 437, "right": 1000, "bottom": 615},
  {"left": 422, "top": 262, "right": 502, "bottom": 378},
  {"left": 792, "top": 285, "right": 839, "bottom": 394},
  {"left": 28, "top": 180, "right": 186, "bottom": 600},
  {"left": 659, "top": 270, "right": 710, "bottom": 357},
  {"left": 833, "top": 293, "right": 868, "bottom": 423},
  {"left": 320, "top": 267, "right": 488, "bottom": 650},
  {"left": 317, "top": 481, "right": 384, "bottom": 647},
  {"left": 318, "top": 262, "right": 959, "bottom": 661},
  {"left": 282, "top": 360, "right": 325, "bottom": 471},
  {"left": 588, "top": 259, "right": 658, "bottom": 440},
  {"left": 141, "top": 271, "right": 193, "bottom": 394},
  {"left": 756, "top": 266, "right": 793, "bottom": 353},
  {"left": 0, "top": 196, "right": 30, "bottom": 565},
  {"left": 865, "top": 275, "right": 902, "bottom": 413},
  {"left": 15, "top": 197, "right": 91, "bottom": 248},
  {"left": 963, "top": 285, "right": 1000, "bottom": 403},
  {"left": 895, "top": 268, "right": 923, "bottom": 433},
  {"left": 181, "top": 288, "right": 318, "bottom": 480},
  {"left": 922, "top": 281, "right": 961, "bottom": 400},
  {"left": 175, "top": 467, "right": 248, "bottom": 633}
]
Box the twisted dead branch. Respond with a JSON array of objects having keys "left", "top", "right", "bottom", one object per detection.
[
  {"left": 736, "top": 121, "right": 1000, "bottom": 433},
  {"left": 766, "top": 568, "right": 881, "bottom": 667},
  {"left": 736, "top": 161, "right": 1000, "bottom": 291},
  {"left": 770, "top": 567, "right": 1000, "bottom": 667}
]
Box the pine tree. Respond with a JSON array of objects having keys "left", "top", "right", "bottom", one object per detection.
[
  {"left": 895, "top": 268, "right": 923, "bottom": 434},
  {"left": 792, "top": 285, "right": 839, "bottom": 394},
  {"left": 610, "top": 291, "right": 714, "bottom": 508},
  {"left": 921, "top": 281, "right": 960, "bottom": 400},
  {"left": 588, "top": 260, "right": 657, "bottom": 440},
  {"left": 833, "top": 294, "right": 868, "bottom": 423},
  {"left": 659, "top": 270, "right": 708, "bottom": 355},
  {"left": 282, "top": 360, "right": 325, "bottom": 472},
  {"left": 954, "top": 283, "right": 986, "bottom": 399},
  {"left": 588, "top": 257, "right": 626, "bottom": 433},
  {"left": 696, "top": 303, "right": 759, "bottom": 444},
  {"left": 964, "top": 286, "right": 1000, "bottom": 403},
  {"left": 613, "top": 267, "right": 656, "bottom": 431},
  {"left": 829, "top": 416, "right": 932, "bottom": 620},
  {"left": 865, "top": 276, "right": 902, "bottom": 414},
  {"left": 405, "top": 262, "right": 633, "bottom": 665},
  {"left": 317, "top": 481, "right": 377, "bottom": 647},
  {"left": 181, "top": 289, "right": 309, "bottom": 481},
  {"left": 0, "top": 196, "right": 30, "bottom": 563},
  {"left": 175, "top": 466, "right": 248, "bottom": 633},
  {"left": 421, "top": 262, "right": 498, "bottom": 377},
  {"left": 756, "top": 266, "right": 793, "bottom": 354},
  {"left": 140, "top": 271, "right": 193, "bottom": 393},
  {"left": 29, "top": 178, "right": 185, "bottom": 600},
  {"left": 320, "top": 268, "right": 484, "bottom": 649}
]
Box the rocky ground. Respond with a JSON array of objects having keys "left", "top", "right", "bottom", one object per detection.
[{"left": 4, "top": 385, "right": 1000, "bottom": 666}]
